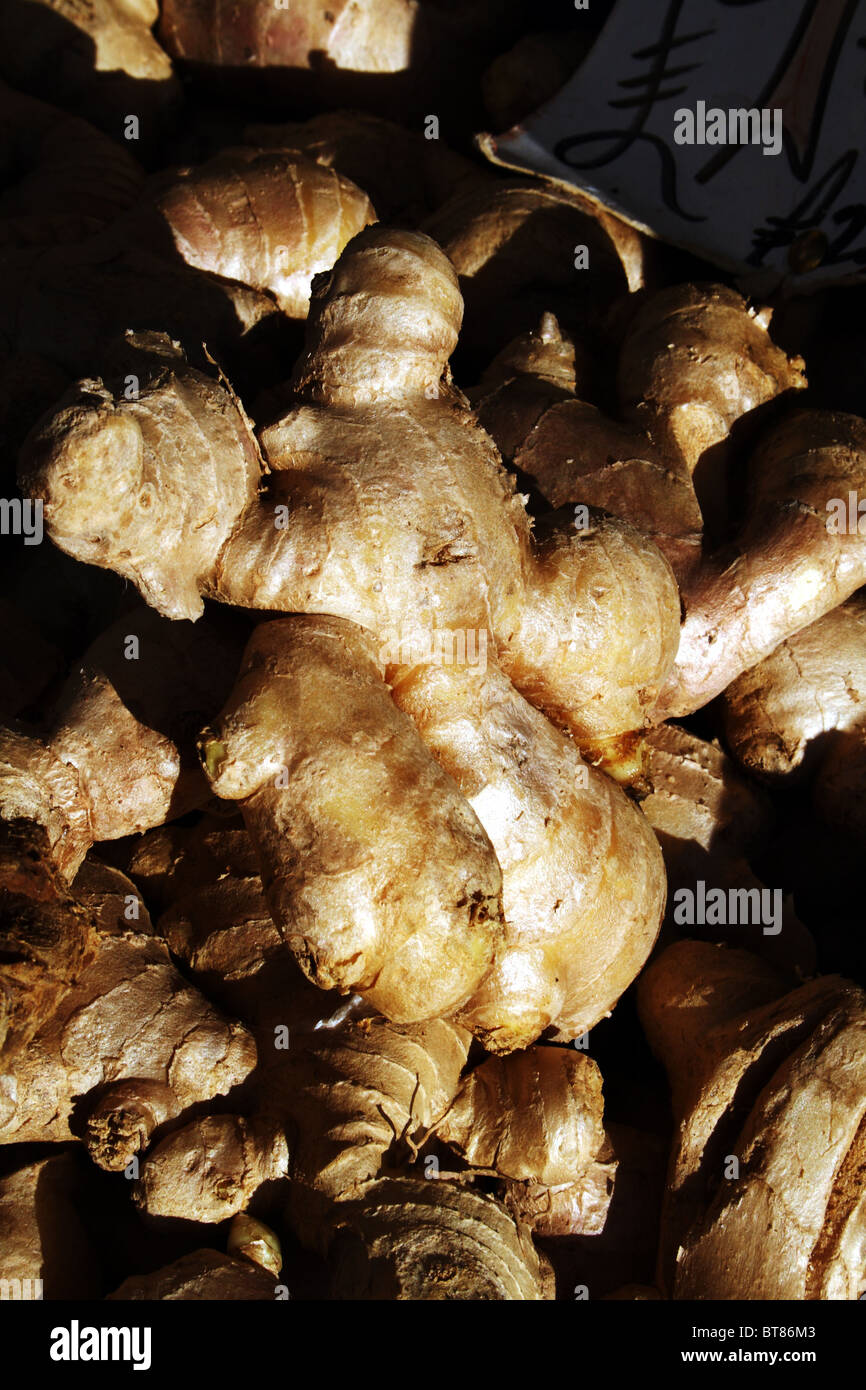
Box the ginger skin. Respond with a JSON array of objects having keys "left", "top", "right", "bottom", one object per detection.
[
  {"left": 0, "top": 822, "right": 98, "bottom": 1066},
  {"left": 199, "top": 616, "right": 505, "bottom": 1024},
  {"left": 473, "top": 314, "right": 703, "bottom": 587},
  {"left": 134, "top": 1013, "right": 550, "bottom": 1299},
  {"left": 721, "top": 592, "right": 866, "bottom": 781},
  {"left": 133, "top": 148, "right": 376, "bottom": 317},
  {"left": 617, "top": 283, "right": 806, "bottom": 526},
  {"left": 0, "top": 601, "right": 245, "bottom": 882},
  {"left": 0, "top": 859, "right": 257, "bottom": 1171},
  {"left": 135, "top": 1014, "right": 470, "bottom": 1235},
  {"left": 639, "top": 941, "right": 866, "bottom": 1299},
  {"left": 655, "top": 411, "right": 866, "bottom": 718},
  {"left": 21, "top": 227, "right": 679, "bottom": 780},
  {"left": 438, "top": 1047, "right": 606, "bottom": 1186},
  {"left": 391, "top": 657, "right": 666, "bottom": 1050}
]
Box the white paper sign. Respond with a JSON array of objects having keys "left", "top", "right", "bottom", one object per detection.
[{"left": 485, "top": 0, "right": 866, "bottom": 289}]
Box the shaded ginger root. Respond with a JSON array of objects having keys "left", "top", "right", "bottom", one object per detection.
[
  {"left": 0, "top": 858, "right": 257, "bottom": 1171},
  {"left": 22, "top": 229, "right": 680, "bottom": 779},
  {"left": 720, "top": 593, "right": 866, "bottom": 842},
  {"left": 0, "top": 821, "right": 97, "bottom": 1065},
  {"left": 473, "top": 313, "right": 703, "bottom": 586},
  {"left": 638, "top": 940, "right": 866, "bottom": 1299},
  {"left": 131, "top": 147, "right": 376, "bottom": 317},
  {"left": 0, "top": 597, "right": 63, "bottom": 720},
  {"left": 149, "top": 822, "right": 342, "bottom": 1041},
  {"left": 108, "top": 1249, "right": 279, "bottom": 1301},
  {"left": 721, "top": 591, "right": 866, "bottom": 775},
  {"left": 481, "top": 28, "right": 589, "bottom": 132},
  {"left": 282, "top": 1017, "right": 472, "bottom": 1249},
  {"left": 391, "top": 657, "right": 666, "bottom": 1050},
  {"left": 655, "top": 410, "right": 866, "bottom": 718},
  {"left": 469, "top": 311, "right": 584, "bottom": 460},
  {"left": 244, "top": 110, "right": 488, "bottom": 226},
  {"left": 199, "top": 616, "right": 504, "bottom": 1024},
  {"left": 0, "top": 0, "right": 179, "bottom": 142},
  {"left": 124, "top": 816, "right": 263, "bottom": 915},
  {"left": 0, "top": 599, "right": 246, "bottom": 881},
  {"left": 618, "top": 283, "right": 806, "bottom": 526},
  {"left": 0, "top": 80, "right": 144, "bottom": 246},
  {"left": 135, "top": 1014, "right": 471, "bottom": 1243},
  {"left": 0, "top": 1148, "right": 103, "bottom": 1299},
  {"left": 328, "top": 1177, "right": 551, "bottom": 1300},
  {"left": 1, "top": 235, "right": 282, "bottom": 408},
  {"left": 422, "top": 178, "right": 646, "bottom": 366},
  {"left": 641, "top": 723, "right": 815, "bottom": 976}
]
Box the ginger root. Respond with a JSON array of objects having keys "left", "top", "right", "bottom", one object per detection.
[
  {"left": 618, "top": 283, "right": 806, "bottom": 525},
  {"left": 422, "top": 179, "right": 646, "bottom": 365},
  {"left": 20, "top": 332, "right": 263, "bottom": 622},
  {"left": 0, "top": 601, "right": 245, "bottom": 880},
  {"left": 0, "top": 0, "right": 179, "bottom": 140},
  {"left": 0, "top": 821, "right": 97, "bottom": 1065},
  {"left": 133, "top": 148, "right": 376, "bottom": 317},
  {"left": 655, "top": 411, "right": 866, "bottom": 717},
  {"left": 0, "top": 1149, "right": 103, "bottom": 1299},
  {"left": 638, "top": 940, "right": 866, "bottom": 1299},
  {"left": 719, "top": 593, "right": 866, "bottom": 843},
  {"left": 0, "top": 858, "right": 257, "bottom": 1170},
  {"left": 328, "top": 1177, "right": 551, "bottom": 1300},
  {"left": 641, "top": 723, "right": 815, "bottom": 975},
  {"left": 22, "top": 228, "right": 680, "bottom": 779},
  {"left": 392, "top": 658, "right": 666, "bottom": 1049},
  {"left": 160, "top": 0, "right": 422, "bottom": 81},
  {"left": 0, "top": 81, "right": 144, "bottom": 247},
  {"left": 135, "top": 1014, "right": 470, "bottom": 1239},
  {"left": 495, "top": 505, "right": 680, "bottom": 777},
  {"left": 245, "top": 111, "right": 488, "bottom": 226},
  {"left": 438, "top": 1047, "right": 605, "bottom": 1186},
  {"left": 108, "top": 1250, "right": 279, "bottom": 1301},
  {"left": 199, "top": 616, "right": 503, "bottom": 1023},
  {"left": 154, "top": 832, "right": 338, "bottom": 1040},
  {"left": 158, "top": 0, "right": 523, "bottom": 122},
  {"left": 721, "top": 592, "right": 866, "bottom": 781},
  {"left": 473, "top": 314, "right": 703, "bottom": 586}
]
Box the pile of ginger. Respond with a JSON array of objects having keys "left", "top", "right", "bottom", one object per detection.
[{"left": 1, "top": 0, "right": 865, "bottom": 1304}]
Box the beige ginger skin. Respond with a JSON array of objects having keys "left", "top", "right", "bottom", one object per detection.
[
  {"left": 656, "top": 411, "right": 866, "bottom": 717},
  {"left": 196, "top": 615, "right": 665, "bottom": 1049},
  {"left": 721, "top": 591, "right": 866, "bottom": 780},
  {"left": 617, "top": 282, "right": 806, "bottom": 523},
  {"left": 639, "top": 940, "right": 866, "bottom": 1300},
  {"left": 137, "top": 147, "right": 376, "bottom": 317},
  {"left": 199, "top": 616, "right": 505, "bottom": 1025},
  {"left": 391, "top": 657, "right": 666, "bottom": 1050},
  {"left": 20, "top": 229, "right": 670, "bottom": 1049},
  {"left": 0, "top": 860, "right": 256, "bottom": 1172},
  {"left": 20, "top": 227, "right": 680, "bottom": 783},
  {"left": 472, "top": 312, "right": 703, "bottom": 587}
]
